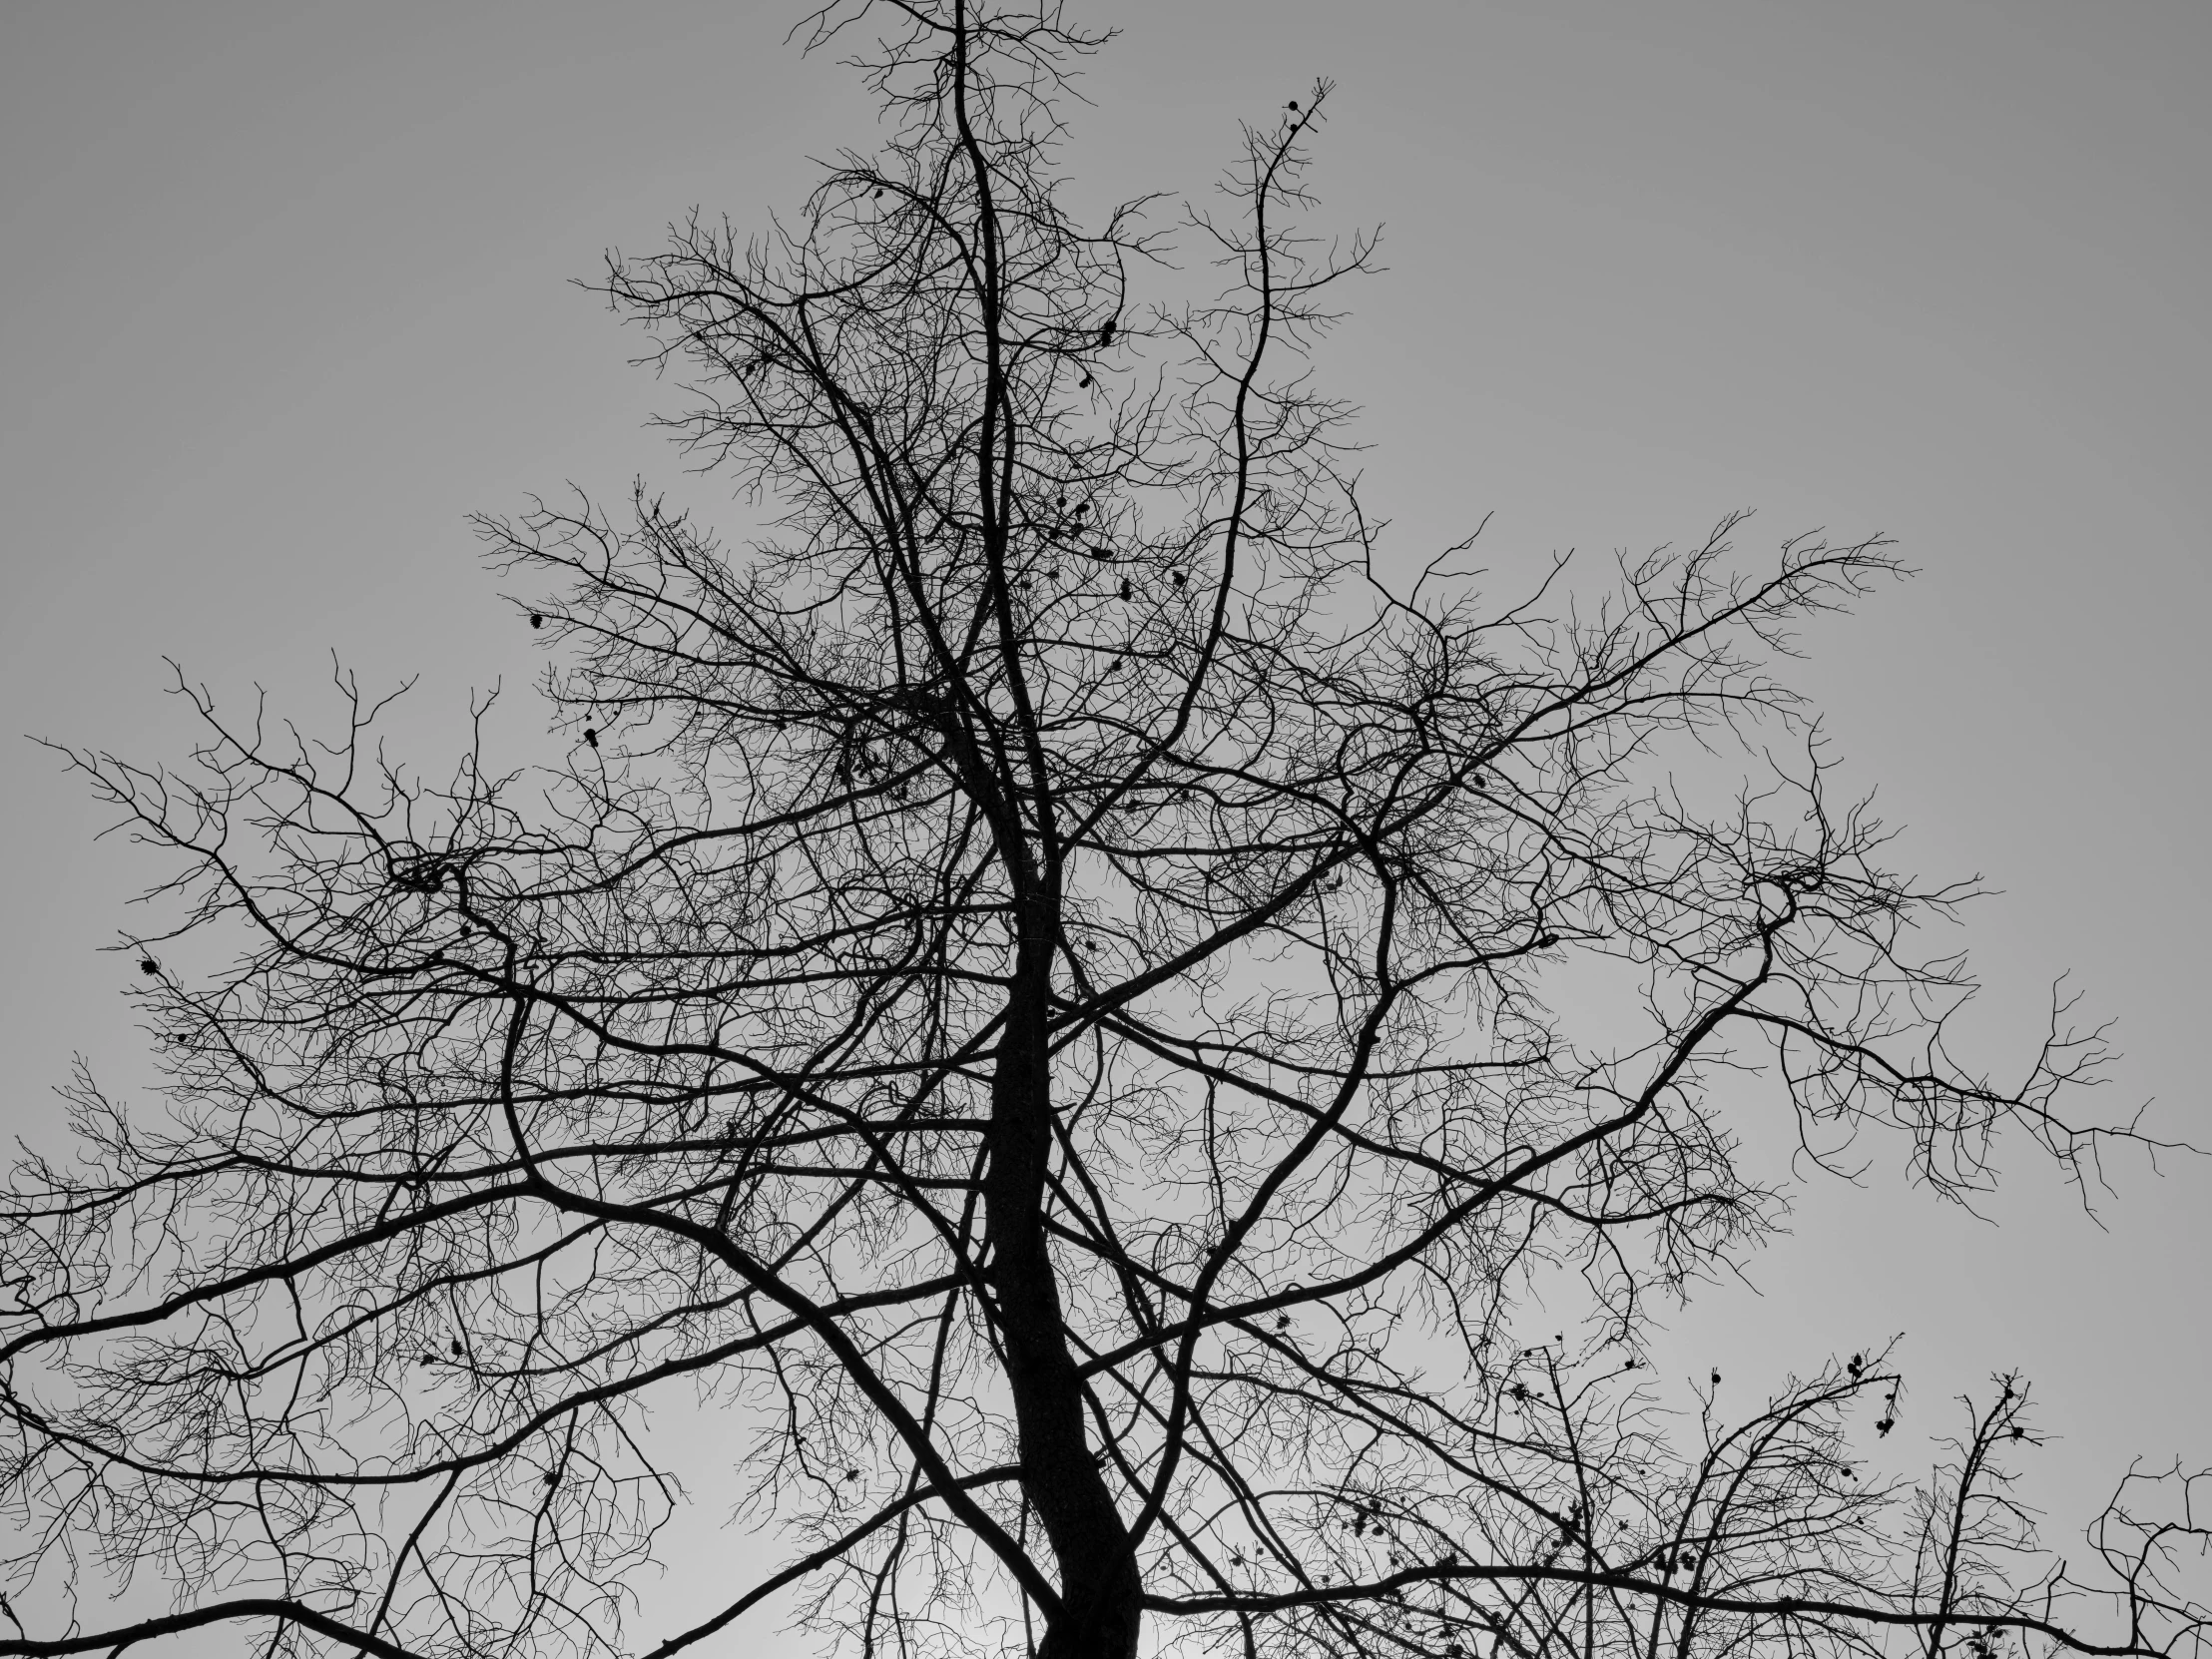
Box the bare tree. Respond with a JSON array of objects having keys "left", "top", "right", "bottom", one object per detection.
[{"left": 4, "top": 5, "right": 2204, "bottom": 1659}]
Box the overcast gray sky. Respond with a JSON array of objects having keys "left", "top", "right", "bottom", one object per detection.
[{"left": 3, "top": 2, "right": 2206, "bottom": 1652}]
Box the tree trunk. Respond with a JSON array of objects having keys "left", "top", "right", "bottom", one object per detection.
[{"left": 985, "top": 930, "right": 1141, "bottom": 1659}]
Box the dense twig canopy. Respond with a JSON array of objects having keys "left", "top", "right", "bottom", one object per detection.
[{"left": 3, "top": 4, "right": 2203, "bottom": 1659}]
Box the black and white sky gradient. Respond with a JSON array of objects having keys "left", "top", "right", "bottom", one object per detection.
[{"left": 3, "top": 2, "right": 2205, "bottom": 1650}]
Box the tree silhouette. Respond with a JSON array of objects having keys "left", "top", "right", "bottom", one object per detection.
[{"left": 5, "top": 5, "right": 2205, "bottom": 1659}]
